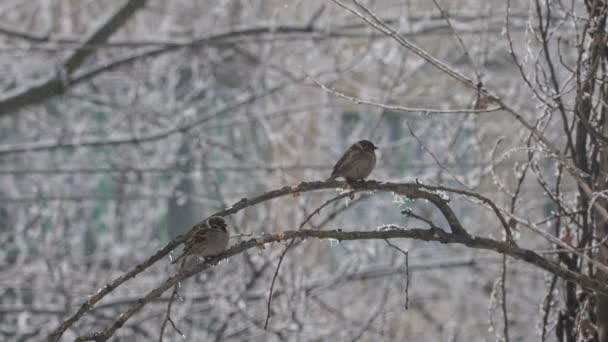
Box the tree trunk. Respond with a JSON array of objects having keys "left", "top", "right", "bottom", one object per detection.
[{"left": 598, "top": 123, "right": 608, "bottom": 342}]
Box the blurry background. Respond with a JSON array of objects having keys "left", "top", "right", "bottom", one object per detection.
[{"left": 0, "top": 0, "right": 579, "bottom": 341}]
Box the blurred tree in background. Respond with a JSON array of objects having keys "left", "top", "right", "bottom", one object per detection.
[{"left": 0, "top": 0, "right": 607, "bottom": 341}]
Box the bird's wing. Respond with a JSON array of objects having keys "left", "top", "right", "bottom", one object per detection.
[
  {"left": 171, "top": 230, "right": 209, "bottom": 264},
  {"left": 330, "top": 149, "right": 360, "bottom": 178},
  {"left": 193, "top": 228, "right": 210, "bottom": 239}
]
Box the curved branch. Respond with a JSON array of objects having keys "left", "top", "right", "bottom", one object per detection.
[
  {"left": 47, "top": 175, "right": 608, "bottom": 340},
  {"left": 76, "top": 227, "right": 608, "bottom": 341},
  {"left": 46, "top": 179, "right": 569, "bottom": 341},
  {"left": 47, "top": 179, "right": 467, "bottom": 341}
]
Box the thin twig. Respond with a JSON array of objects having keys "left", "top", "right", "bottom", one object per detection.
[
  {"left": 158, "top": 258, "right": 187, "bottom": 341},
  {"left": 406, "top": 122, "right": 472, "bottom": 189},
  {"left": 401, "top": 209, "right": 441, "bottom": 230},
  {"left": 428, "top": 0, "right": 482, "bottom": 82},
  {"left": 384, "top": 239, "right": 409, "bottom": 310},
  {"left": 263, "top": 190, "right": 355, "bottom": 329},
  {"left": 306, "top": 72, "right": 502, "bottom": 114},
  {"left": 501, "top": 255, "right": 510, "bottom": 342},
  {"left": 540, "top": 275, "right": 558, "bottom": 342}
]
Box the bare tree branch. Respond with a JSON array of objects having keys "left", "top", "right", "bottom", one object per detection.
[
  {"left": 0, "top": 0, "right": 148, "bottom": 116},
  {"left": 74, "top": 226, "right": 608, "bottom": 341},
  {"left": 46, "top": 178, "right": 608, "bottom": 341}
]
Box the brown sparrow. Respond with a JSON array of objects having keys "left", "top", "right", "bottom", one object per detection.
[
  {"left": 327, "top": 140, "right": 378, "bottom": 181},
  {"left": 172, "top": 216, "right": 229, "bottom": 264}
]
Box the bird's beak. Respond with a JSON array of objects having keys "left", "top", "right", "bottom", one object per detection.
[{"left": 373, "top": 146, "right": 379, "bottom": 150}]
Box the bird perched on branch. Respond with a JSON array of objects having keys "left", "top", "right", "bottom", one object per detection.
[
  {"left": 327, "top": 140, "right": 378, "bottom": 182},
  {"left": 172, "top": 216, "right": 229, "bottom": 264}
]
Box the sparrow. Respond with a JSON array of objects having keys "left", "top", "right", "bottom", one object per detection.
[
  {"left": 172, "top": 216, "right": 229, "bottom": 264},
  {"left": 327, "top": 139, "right": 378, "bottom": 181}
]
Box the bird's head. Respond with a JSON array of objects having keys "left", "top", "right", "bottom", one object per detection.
[
  {"left": 356, "top": 140, "right": 378, "bottom": 152},
  {"left": 207, "top": 216, "right": 228, "bottom": 232}
]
